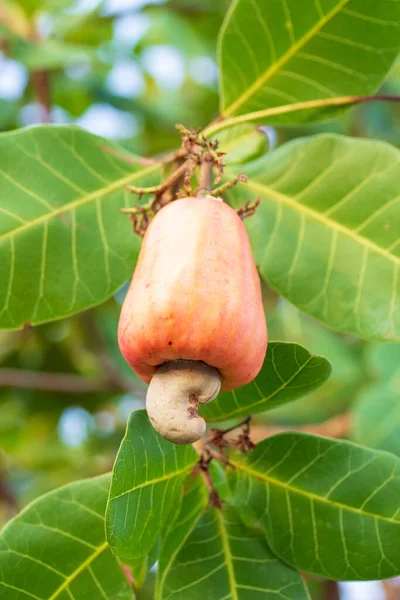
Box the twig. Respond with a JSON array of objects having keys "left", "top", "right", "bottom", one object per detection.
[
  {"left": 208, "top": 416, "right": 255, "bottom": 453},
  {"left": 197, "top": 158, "right": 214, "bottom": 196},
  {"left": 208, "top": 449, "right": 235, "bottom": 468},
  {"left": 199, "top": 452, "right": 224, "bottom": 508},
  {"left": 203, "top": 94, "right": 400, "bottom": 138},
  {"left": 216, "top": 416, "right": 251, "bottom": 437},
  {"left": 236, "top": 197, "right": 260, "bottom": 220},
  {"left": 0, "top": 474, "right": 17, "bottom": 519},
  {"left": 0, "top": 368, "right": 120, "bottom": 394},
  {"left": 211, "top": 174, "right": 247, "bottom": 198},
  {"left": 382, "top": 580, "right": 400, "bottom": 600},
  {"left": 124, "top": 160, "right": 189, "bottom": 197},
  {"left": 324, "top": 580, "right": 340, "bottom": 600},
  {"left": 31, "top": 70, "right": 51, "bottom": 123},
  {"left": 120, "top": 565, "right": 135, "bottom": 589}
]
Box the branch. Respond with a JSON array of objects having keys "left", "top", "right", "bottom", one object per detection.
[
  {"left": 0, "top": 475, "right": 17, "bottom": 519},
  {"left": 324, "top": 580, "right": 340, "bottom": 600},
  {"left": 197, "top": 159, "right": 214, "bottom": 196},
  {"left": 31, "top": 70, "right": 51, "bottom": 123},
  {"left": 203, "top": 94, "right": 400, "bottom": 138},
  {"left": 0, "top": 368, "right": 118, "bottom": 394}
]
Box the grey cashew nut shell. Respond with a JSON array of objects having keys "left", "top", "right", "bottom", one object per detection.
[{"left": 146, "top": 360, "right": 221, "bottom": 444}]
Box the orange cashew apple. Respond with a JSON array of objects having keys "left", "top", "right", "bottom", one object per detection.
[{"left": 118, "top": 195, "right": 267, "bottom": 443}]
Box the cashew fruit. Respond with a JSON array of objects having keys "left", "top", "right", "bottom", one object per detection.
[{"left": 118, "top": 195, "right": 267, "bottom": 443}]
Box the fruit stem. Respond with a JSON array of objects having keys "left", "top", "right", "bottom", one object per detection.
[{"left": 197, "top": 158, "right": 214, "bottom": 196}]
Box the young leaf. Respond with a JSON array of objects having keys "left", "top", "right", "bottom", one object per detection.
[
  {"left": 0, "top": 125, "right": 161, "bottom": 330},
  {"left": 158, "top": 503, "right": 310, "bottom": 599},
  {"left": 0, "top": 474, "right": 133, "bottom": 600},
  {"left": 228, "top": 134, "right": 400, "bottom": 341},
  {"left": 352, "top": 385, "right": 400, "bottom": 456},
  {"left": 200, "top": 342, "right": 331, "bottom": 422},
  {"left": 218, "top": 0, "right": 400, "bottom": 123},
  {"left": 106, "top": 410, "right": 198, "bottom": 563},
  {"left": 229, "top": 433, "right": 400, "bottom": 580}
]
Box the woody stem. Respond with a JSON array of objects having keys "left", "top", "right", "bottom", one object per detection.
[{"left": 198, "top": 159, "right": 214, "bottom": 196}]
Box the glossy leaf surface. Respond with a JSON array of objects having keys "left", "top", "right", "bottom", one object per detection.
[
  {"left": 219, "top": 0, "right": 400, "bottom": 122},
  {"left": 228, "top": 134, "right": 400, "bottom": 341},
  {"left": 201, "top": 342, "right": 331, "bottom": 423},
  {"left": 230, "top": 433, "right": 400, "bottom": 580},
  {"left": 0, "top": 126, "right": 159, "bottom": 329},
  {"left": 106, "top": 410, "right": 198, "bottom": 562},
  {"left": 158, "top": 497, "right": 310, "bottom": 599},
  {"left": 0, "top": 474, "right": 133, "bottom": 600}
]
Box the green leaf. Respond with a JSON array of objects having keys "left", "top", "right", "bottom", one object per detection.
[
  {"left": 200, "top": 342, "right": 331, "bottom": 423},
  {"left": 352, "top": 384, "right": 400, "bottom": 456},
  {"left": 218, "top": 0, "right": 400, "bottom": 123},
  {"left": 158, "top": 503, "right": 310, "bottom": 599},
  {"left": 227, "top": 134, "right": 400, "bottom": 341},
  {"left": 214, "top": 124, "right": 269, "bottom": 165},
  {"left": 0, "top": 125, "right": 161, "bottom": 330},
  {"left": 229, "top": 432, "right": 400, "bottom": 580},
  {"left": 0, "top": 474, "right": 133, "bottom": 600},
  {"left": 106, "top": 410, "right": 198, "bottom": 563},
  {"left": 156, "top": 474, "right": 209, "bottom": 599}
]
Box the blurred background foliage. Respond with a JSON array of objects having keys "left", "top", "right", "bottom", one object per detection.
[{"left": 0, "top": 1, "right": 400, "bottom": 597}]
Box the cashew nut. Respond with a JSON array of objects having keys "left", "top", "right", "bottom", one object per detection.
[{"left": 146, "top": 360, "right": 221, "bottom": 444}]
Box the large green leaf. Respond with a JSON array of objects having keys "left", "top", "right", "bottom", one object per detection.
[
  {"left": 218, "top": 0, "right": 400, "bottom": 122},
  {"left": 0, "top": 474, "right": 133, "bottom": 600},
  {"left": 0, "top": 126, "right": 160, "bottom": 330},
  {"left": 201, "top": 342, "right": 331, "bottom": 423},
  {"left": 230, "top": 433, "right": 400, "bottom": 580},
  {"left": 227, "top": 134, "right": 400, "bottom": 341},
  {"left": 106, "top": 410, "right": 198, "bottom": 563},
  {"left": 158, "top": 502, "right": 310, "bottom": 599}
]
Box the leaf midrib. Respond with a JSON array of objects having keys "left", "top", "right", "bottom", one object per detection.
[
  {"left": 215, "top": 511, "right": 239, "bottom": 600},
  {"left": 0, "top": 162, "right": 160, "bottom": 244},
  {"left": 48, "top": 541, "right": 108, "bottom": 600},
  {"left": 231, "top": 460, "right": 400, "bottom": 525},
  {"left": 222, "top": 0, "right": 350, "bottom": 116},
  {"left": 205, "top": 352, "right": 317, "bottom": 422},
  {"left": 245, "top": 179, "right": 400, "bottom": 266},
  {"left": 109, "top": 464, "right": 194, "bottom": 502}
]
